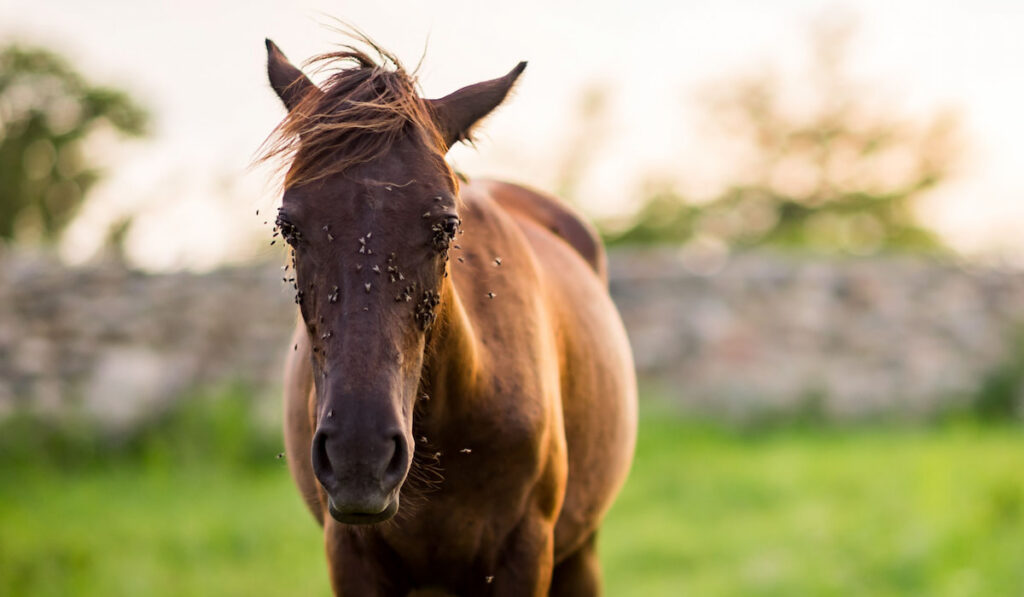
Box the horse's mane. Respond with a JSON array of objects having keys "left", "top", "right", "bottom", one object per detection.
[{"left": 261, "top": 33, "right": 445, "bottom": 188}]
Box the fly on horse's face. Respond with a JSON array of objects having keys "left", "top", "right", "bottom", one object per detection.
[{"left": 265, "top": 39, "right": 523, "bottom": 524}]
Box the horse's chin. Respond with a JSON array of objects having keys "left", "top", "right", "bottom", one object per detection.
[{"left": 327, "top": 495, "right": 399, "bottom": 525}]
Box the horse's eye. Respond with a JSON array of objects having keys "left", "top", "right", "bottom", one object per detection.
[
  {"left": 431, "top": 215, "right": 461, "bottom": 253},
  {"left": 276, "top": 212, "right": 302, "bottom": 246},
  {"left": 442, "top": 215, "right": 460, "bottom": 237}
]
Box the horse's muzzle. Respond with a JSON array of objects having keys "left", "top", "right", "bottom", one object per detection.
[
  {"left": 328, "top": 494, "right": 400, "bottom": 524},
  {"left": 311, "top": 423, "right": 410, "bottom": 524}
]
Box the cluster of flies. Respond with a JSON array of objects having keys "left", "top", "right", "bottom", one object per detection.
[
  {"left": 261, "top": 194, "right": 501, "bottom": 334},
  {"left": 262, "top": 209, "right": 305, "bottom": 305}
]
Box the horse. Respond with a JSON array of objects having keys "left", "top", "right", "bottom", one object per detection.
[{"left": 262, "top": 33, "right": 637, "bottom": 596}]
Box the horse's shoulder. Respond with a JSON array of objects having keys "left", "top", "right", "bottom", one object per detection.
[{"left": 464, "top": 180, "right": 607, "bottom": 282}]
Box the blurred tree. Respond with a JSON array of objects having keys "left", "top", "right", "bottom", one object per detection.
[
  {"left": 606, "top": 20, "right": 962, "bottom": 254},
  {"left": 0, "top": 44, "right": 148, "bottom": 243}
]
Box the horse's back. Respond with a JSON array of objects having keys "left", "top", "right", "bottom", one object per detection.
[
  {"left": 475, "top": 180, "right": 607, "bottom": 283},
  {"left": 463, "top": 180, "right": 637, "bottom": 561}
]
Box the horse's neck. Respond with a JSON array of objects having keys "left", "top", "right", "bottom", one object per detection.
[{"left": 420, "top": 277, "right": 480, "bottom": 410}]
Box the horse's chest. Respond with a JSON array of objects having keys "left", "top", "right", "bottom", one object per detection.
[{"left": 387, "top": 408, "right": 555, "bottom": 570}]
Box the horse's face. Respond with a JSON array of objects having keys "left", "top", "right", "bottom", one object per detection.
[
  {"left": 264, "top": 39, "right": 524, "bottom": 523},
  {"left": 277, "top": 140, "right": 458, "bottom": 524}
]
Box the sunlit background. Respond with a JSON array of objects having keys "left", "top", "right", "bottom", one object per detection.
[
  {"left": 2, "top": 2, "right": 1024, "bottom": 596},
  {"left": 2, "top": 0, "right": 1024, "bottom": 269}
]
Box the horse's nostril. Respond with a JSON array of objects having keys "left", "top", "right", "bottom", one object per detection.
[
  {"left": 312, "top": 427, "right": 407, "bottom": 497},
  {"left": 382, "top": 434, "right": 407, "bottom": 487},
  {"left": 311, "top": 430, "right": 334, "bottom": 488}
]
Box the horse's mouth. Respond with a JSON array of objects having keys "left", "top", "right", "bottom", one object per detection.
[{"left": 328, "top": 495, "right": 399, "bottom": 525}]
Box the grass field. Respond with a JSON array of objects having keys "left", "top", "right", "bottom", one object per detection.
[{"left": 1, "top": 394, "right": 1023, "bottom": 596}]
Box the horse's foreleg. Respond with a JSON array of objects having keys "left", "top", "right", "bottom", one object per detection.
[
  {"left": 548, "top": 533, "right": 601, "bottom": 597},
  {"left": 488, "top": 516, "right": 556, "bottom": 597},
  {"left": 485, "top": 416, "right": 566, "bottom": 596}
]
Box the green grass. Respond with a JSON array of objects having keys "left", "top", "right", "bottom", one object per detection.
[
  {"left": 2, "top": 395, "right": 1023, "bottom": 596},
  {"left": 601, "top": 414, "right": 1024, "bottom": 596},
  {"left": 0, "top": 464, "right": 327, "bottom": 596}
]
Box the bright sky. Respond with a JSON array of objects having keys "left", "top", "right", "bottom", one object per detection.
[{"left": 2, "top": 0, "right": 1023, "bottom": 269}]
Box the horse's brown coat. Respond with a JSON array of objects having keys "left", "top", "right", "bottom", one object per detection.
[{"left": 266, "top": 34, "right": 636, "bottom": 596}]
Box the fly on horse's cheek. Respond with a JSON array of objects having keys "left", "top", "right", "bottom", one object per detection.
[
  {"left": 414, "top": 290, "right": 440, "bottom": 331},
  {"left": 266, "top": 32, "right": 635, "bottom": 596}
]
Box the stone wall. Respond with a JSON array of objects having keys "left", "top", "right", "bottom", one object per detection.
[
  {"left": 610, "top": 250, "right": 1024, "bottom": 418},
  {"left": 2, "top": 249, "right": 1022, "bottom": 426},
  {"left": 0, "top": 252, "right": 295, "bottom": 428}
]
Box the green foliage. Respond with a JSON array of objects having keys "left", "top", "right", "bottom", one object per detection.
[
  {"left": 2, "top": 394, "right": 1024, "bottom": 595},
  {"left": 0, "top": 383, "right": 281, "bottom": 471},
  {"left": 606, "top": 185, "right": 950, "bottom": 254},
  {"left": 0, "top": 44, "right": 149, "bottom": 242},
  {"left": 970, "top": 331, "right": 1024, "bottom": 421},
  {"left": 604, "top": 24, "right": 958, "bottom": 255}
]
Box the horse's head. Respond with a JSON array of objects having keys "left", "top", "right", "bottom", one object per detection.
[{"left": 264, "top": 38, "right": 523, "bottom": 524}]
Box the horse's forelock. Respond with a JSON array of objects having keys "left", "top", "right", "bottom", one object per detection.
[{"left": 260, "top": 38, "right": 446, "bottom": 189}]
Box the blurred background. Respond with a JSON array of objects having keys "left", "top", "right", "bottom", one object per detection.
[{"left": 1, "top": 1, "right": 1023, "bottom": 595}]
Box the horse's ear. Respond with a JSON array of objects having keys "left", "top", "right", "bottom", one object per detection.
[
  {"left": 266, "top": 39, "right": 316, "bottom": 111},
  {"left": 427, "top": 61, "right": 527, "bottom": 150}
]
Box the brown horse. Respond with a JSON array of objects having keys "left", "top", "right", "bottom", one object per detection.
[{"left": 263, "top": 34, "right": 636, "bottom": 596}]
